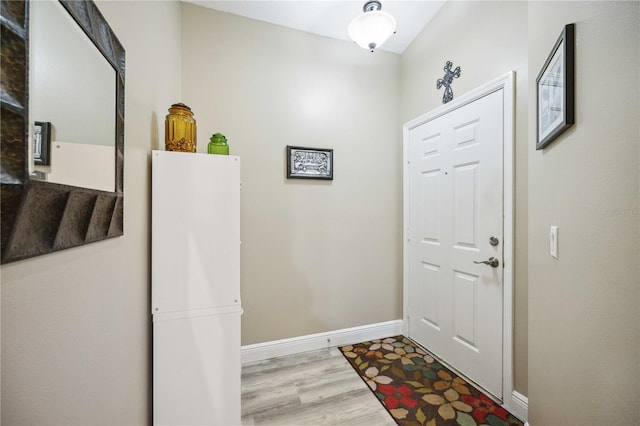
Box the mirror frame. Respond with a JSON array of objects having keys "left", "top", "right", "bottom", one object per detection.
[{"left": 0, "top": 0, "right": 125, "bottom": 264}]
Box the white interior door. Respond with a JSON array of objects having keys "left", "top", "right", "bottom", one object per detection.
[{"left": 407, "top": 89, "right": 504, "bottom": 398}]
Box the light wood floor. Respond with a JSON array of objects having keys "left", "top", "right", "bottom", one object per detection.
[{"left": 241, "top": 347, "right": 397, "bottom": 426}]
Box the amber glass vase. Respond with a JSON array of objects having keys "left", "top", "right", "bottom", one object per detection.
[{"left": 165, "top": 103, "right": 197, "bottom": 152}]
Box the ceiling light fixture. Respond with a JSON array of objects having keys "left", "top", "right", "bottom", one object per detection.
[{"left": 348, "top": 0, "right": 397, "bottom": 53}]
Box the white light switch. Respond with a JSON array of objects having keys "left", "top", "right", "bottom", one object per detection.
[{"left": 550, "top": 226, "right": 558, "bottom": 259}]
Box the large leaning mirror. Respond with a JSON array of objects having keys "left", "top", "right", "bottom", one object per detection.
[
  {"left": 0, "top": 0, "right": 125, "bottom": 264},
  {"left": 30, "top": 0, "right": 116, "bottom": 192}
]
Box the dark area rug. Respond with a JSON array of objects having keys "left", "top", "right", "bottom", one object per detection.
[{"left": 340, "top": 336, "right": 523, "bottom": 426}]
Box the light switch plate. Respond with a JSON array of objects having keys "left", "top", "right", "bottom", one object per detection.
[{"left": 550, "top": 226, "right": 558, "bottom": 259}]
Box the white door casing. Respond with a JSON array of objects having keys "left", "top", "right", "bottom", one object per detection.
[{"left": 402, "top": 72, "right": 515, "bottom": 406}]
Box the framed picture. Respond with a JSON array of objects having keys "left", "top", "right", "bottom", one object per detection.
[
  {"left": 286, "top": 146, "right": 333, "bottom": 180},
  {"left": 536, "top": 23, "right": 575, "bottom": 150},
  {"left": 33, "top": 121, "right": 52, "bottom": 165}
]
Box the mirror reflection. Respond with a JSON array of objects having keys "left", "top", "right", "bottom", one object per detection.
[{"left": 29, "top": 0, "right": 116, "bottom": 192}]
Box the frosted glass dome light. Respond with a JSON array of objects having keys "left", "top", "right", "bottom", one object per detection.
[{"left": 348, "top": 1, "right": 397, "bottom": 53}]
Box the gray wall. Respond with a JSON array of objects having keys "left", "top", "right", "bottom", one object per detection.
[
  {"left": 1, "top": 1, "right": 181, "bottom": 424},
  {"left": 400, "top": 0, "right": 529, "bottom": 395},
  {"left": 527, "top": 1, "right": 639, "bottom": 424},
  {"left": 181, "top": 4, "right": 403, "bottom": 346}
]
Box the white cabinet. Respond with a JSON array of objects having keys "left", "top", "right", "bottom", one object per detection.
[{"left": 152, "top": 150, "right": 241, "bottom": 426}]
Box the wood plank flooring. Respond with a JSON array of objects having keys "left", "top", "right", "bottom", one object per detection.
[{"left": 241, "top": 347, "right": 396, "bottom": 426}]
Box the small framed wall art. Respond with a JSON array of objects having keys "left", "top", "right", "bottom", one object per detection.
[
  {"left": 33, "top": 121, "right": 52, "bottom": 165},
  {"left": 286, "top": 146, "right": 333, "bottom": 180},
  {"left": 536, "top": 23, "right": 575, "bottom": 150}
]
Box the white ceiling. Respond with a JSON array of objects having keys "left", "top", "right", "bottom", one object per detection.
[{"left": 183, "top": 1, "right": 446, "bottom": 54}]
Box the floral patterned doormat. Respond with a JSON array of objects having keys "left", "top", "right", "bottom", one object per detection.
[{"left": 340, "top": 336, "right": 523, "bottom": 426}]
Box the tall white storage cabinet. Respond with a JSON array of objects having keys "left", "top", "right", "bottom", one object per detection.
[{"left": 152, "top": 150, "right": 241, "bottom": 426}]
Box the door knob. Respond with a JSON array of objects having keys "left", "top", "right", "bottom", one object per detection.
[{"left": 474, "top": 257, "right": 499, "bottom": 267}]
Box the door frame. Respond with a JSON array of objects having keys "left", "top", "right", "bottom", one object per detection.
[{"left": 402, "top": 72, "right": 515, "bottom": 410}]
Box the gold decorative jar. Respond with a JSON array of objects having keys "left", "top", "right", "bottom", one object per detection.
[{"left": 165, "top": 103, "right": 197, "bottom": 152}]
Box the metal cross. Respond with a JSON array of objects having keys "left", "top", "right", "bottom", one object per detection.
[{"left": 436, "top": 61, "right": 461, "bottom": 104}]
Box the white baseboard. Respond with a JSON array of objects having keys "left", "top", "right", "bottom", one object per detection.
[
  {"left": 509, "top": 390, "right": 528, "bottom": 423},
  {"left": 241, "top": 320, "right": 403, "bottom": 364}
]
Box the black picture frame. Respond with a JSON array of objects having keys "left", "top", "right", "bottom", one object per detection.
[
  {"left": 536, "top": 23, "right": 575, "bottom": 150},
  {"left": 286, "top": 146, "right": 333, "bottom": 180},
  {"left": 33, "top": 121, "right": 51, "bottom": 166}
]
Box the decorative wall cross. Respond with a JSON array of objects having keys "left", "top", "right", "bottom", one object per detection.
[{"left": 436, "top": 61, "right": 461, "bottom": 104}]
